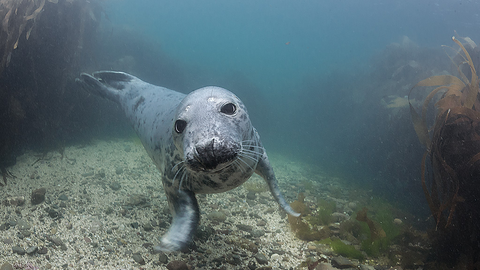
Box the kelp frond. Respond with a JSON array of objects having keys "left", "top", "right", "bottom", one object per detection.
[{"left": 409, "top": 35, "right": 480, "bottom": 230}]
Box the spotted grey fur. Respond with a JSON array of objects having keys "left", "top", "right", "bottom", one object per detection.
[{"left": 76, "top": 71, "right": 299, "bottom": 252}]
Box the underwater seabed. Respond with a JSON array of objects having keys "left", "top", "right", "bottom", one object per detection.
[{"left": 0, "top": 138, "right": 431, "bottom": 270}]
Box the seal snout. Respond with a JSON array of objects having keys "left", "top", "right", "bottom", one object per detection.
[{"left": 187, "top": 138, "right": 240, "bottom": 172}]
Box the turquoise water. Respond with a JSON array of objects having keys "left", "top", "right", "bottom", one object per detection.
[{"left": 96, "top": 0, "right": 480, "bottom": 212}]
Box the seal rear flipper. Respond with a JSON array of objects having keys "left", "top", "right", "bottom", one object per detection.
[
  {"left": 154, "top": 190, "right": 200, "bottom": 252},
  {"left": 255, "top": 153, "right": 300, "bottom": 217}
]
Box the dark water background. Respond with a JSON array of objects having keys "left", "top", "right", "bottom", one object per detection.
[{"left": 88, "top": 0, "right": 480, "bottom": 219}]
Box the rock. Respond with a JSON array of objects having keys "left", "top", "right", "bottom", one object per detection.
[
  {"left": 208, "top": 211, "right": 227, "bottom": 222},
  {"left": 0, "top": 262, "right": 13, "bottom": 270},
  {"left": 257, "top": 220, "right": 267, "bottom": 226},
  {"left": 246, "top": 191, "right": 257, "bottom": 200},
  {"left": 17, "top": 219, "right": 31, "bottom": 231},
  {"left": 109, "top": 182, "right": 121, "bottom": 191},
  {"left": 250, "top": 229, "right": 265, "bottom": 238},
  {"left": 331, "top": 256, "right": 356, "bottom": 269},
  {"left": 226, "top": 253, "right": 242, "bottom": 265},
  {"left": 115, "top": 167, "right": 124, "bottom": 175},
  {"left": 2, "top": 238, "right": 13, "bottom": 244},
  {"left": 47, "top": 235, "right": 64, "bottom": 246},
  {"left": 359, "top": 265, "right": 375, "bottom": 270},
  {"left": 166, "top": 260, "right": 188, "bottom": 270},
  {"left": 37, "top": 246, "right": 48, "bottom": 254},
  {"left": 143, "top": 222, "right": 153, "bottom": 231},
  {"left": 26, "top": 246, "right": 38, "bottom": 255},
  {"left": 254, "top": 253, "right": 268, "bottom": 265},
  {"left": 236, "top": 224, "right": 253, "bottom": 233},
  {"left": 394, "top": 218, "right": 403, "bottom": 225},
  {"left": 58, "top": 194, "right": 68, "bottom": 201},
  {"left": 31, "top": 188, "right": 46, "bottom": 205},
  {"left": 132, "top": 253, "right": 145, "bottom": 265},
  {"left": 6, "top": 196, "right": 25, "bottom": 206},
  {"left": 315, "top": 263, "right": 336, "bottom": 270},
  {"left": 12, "top": 246, "right": 26, "bottom": 255},
  {"left": 331, "top": 212, "right": 349, "bottom": 222},
  {"left": 158, "top": 252, "right": 168, "bottom": 264}
]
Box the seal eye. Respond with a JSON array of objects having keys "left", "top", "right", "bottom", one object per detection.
[
  {"left": 175, "top": 120, "right": 187, "bottom": 133},
  {"left": 221, "top": 103, "right": 236, "bottom": 115}
]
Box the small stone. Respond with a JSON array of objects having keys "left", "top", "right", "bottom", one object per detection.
[
  {"left": 331, "top": 256, "right": 356, "bottom": 269},
  {"left": 130, "top": 222, "right": 139, "bottom": 229},
  {"left": 166, "top": 260, "right": 188, "bottom": 270},
  {"left": 48, "top": 235, "right": 64, "bottom": 246},
  {"left": 109, "top": 182, "right": 121, "bottom": 191},
  {"left": 246, "top": 191, "right": 257, "bottom": 200},
  {"left": 37, "top": 246, "right": 48, "bottom": 254},
  {"left": 143, "top": 222, "right": 153, "bottom": 231},
  {"left": 250, "top": 229, "right": 265, "bottom": 238},
  {"left": 158, "top": 252, "right": 168, "bottom": 264},
  {"left": 0, "top": 262, "right": 13, "bottom": 270},
  {"left": 315, "top": 263, "right": 337, "bottom": 270},
  {"left": 236, "top": 224, "right": 253, "bottom": 233},
  {"left": 254, "top": 253, "right": 269, "bottom": 265},
  {"left": 132, "top": 253, "right": 145, "bottom": 265},
  {"left": 6, "top": 196, "right": 25, "bottom": 206},
  {"left": 115, "top": 167, "right": 124, "bottom": 175},
  {"left": 3, "top": 238, "right": 13, "bottom": 244},
  {"left": 257, "top": 220, "right": 267, "bottom": 226},
  {"left": 12, "top": 246, "right": 26, "bottom": 255},
  {"left": 124, "top": 145, "right": 131, "bottom": 152},
  {"left": 208, "top": 211, "right": 227, "bottom": 222},
  {"left": 31, "top": 188, "right": 46, "bottom": 205},
  {"left": 394, "top": 218, "right": 403, "bottom": 225},
  {"left": 359, "top": 265, "right": 375, "bottom": 270},
  {"left": 58, "top": 194, "right": 68, "bottom": 201},
  {"left": 105, "top": 245, "right": 114, "bottom": 252},
  {"left": 26, "top": 246, "right": 38, "bottom": 255}
]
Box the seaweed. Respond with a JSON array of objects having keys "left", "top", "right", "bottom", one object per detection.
[
  {"left": 318, "top": 238, "right": 364, "bottom": 260},
  {"left": 409, "top": 34, "right": 480, "bottom": 265},
  {"left": 288, "top": 193, "right": 330, "bottom": 241}
]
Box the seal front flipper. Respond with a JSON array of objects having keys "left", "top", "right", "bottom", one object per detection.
[
  {"left": 154, "top": 190, "right": 200, "bottom": 252},
  {"left": 255, "top": 153, "right": 300, "bottom": 217},
  {"left": 75, "top": 71, "right": 142, "bottom": 103}
]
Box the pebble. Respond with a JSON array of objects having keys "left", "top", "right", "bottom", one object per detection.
[
  {"left": 47, "top": 235, "right": 64, "bottom": 246},
  {"left": 331, "top": 256, "right": 356, "bottom": 269},
  {"left": 254, "top": 253, "right": 269, "bottom": 265},
  {"left": 132, "top": 253, "right": 145, "bottom": 265},
  {"left": 208, "top": 211, "right": 227, "bottom": 222},
  {"left": 110, "top": 182, "right": 122, "bottom": 191},
  {"left": 2, "top": 237, "right": 12, "bottom": 244},
  {"left": 26, "top": 246, "right": 38, "bottom": 255},
  {"left": 394, "top": 218, "right": 403, "bottom": 225},
  {"left": 246, "top": 191, "right": 257, "bottom": 200},
  {"left": 158, "top": 252, "right": 168, "bottom": 264},
  {"left": 250, "top": 229, "right": 265, "bottom": 238},
  {"left": 166, "top": 260, "right": 188, "bottom": 270},
  {"left": 257, "top": 220, "right": 267, "bottom": 226},
  {"left": 12, "top": 246, "right": 26, "bottom": 255},
  {"left": 31, "top": 187, "right": 46, "bottom": 205},
  {"left": 0, "top": 263, "right": 13, "bottom": 270},
  {"left": 37, "top": 246, "right": 48, "bottom": 254},
  {"left": 359, "top": 265, "right": 375, "bottom": 270},
  {"left": 58, "top": 194, "right": 68, "bottom": 201},
  {"left": 315, "top": 263, "right": 337, "bottom": 270},
  {"left": 6, "top": 196, "right": 25, "bottom": 206},
  {"left": 236, "top": 224, "right": 253, "bottom": 233}
]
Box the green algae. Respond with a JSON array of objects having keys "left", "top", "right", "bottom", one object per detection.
[{"left": 318, "top": 238, "right": 364, "bottom": 260}]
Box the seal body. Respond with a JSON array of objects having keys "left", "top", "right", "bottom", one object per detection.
[{"left": 76, "top": 71, "right": 299, "bottom": 251}]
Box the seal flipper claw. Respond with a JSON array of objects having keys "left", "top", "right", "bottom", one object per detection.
[
  {"left": 154, "top": 190, "right": 200, "bottom": 252},
  {"left": 255, "top": 153, "right": 301, "bottom": 217}
]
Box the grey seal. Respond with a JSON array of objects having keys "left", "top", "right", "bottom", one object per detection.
[{"left": 76, "top": 71, "right": 299, "bottom": 251}]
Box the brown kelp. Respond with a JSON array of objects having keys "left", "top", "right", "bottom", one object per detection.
[{"left": 409, "top": 35, "right": 480, "bottom": 265}]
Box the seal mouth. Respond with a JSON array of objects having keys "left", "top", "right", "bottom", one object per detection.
[{"left": 186, "top": 138, "right": 240, "bottom": 173}]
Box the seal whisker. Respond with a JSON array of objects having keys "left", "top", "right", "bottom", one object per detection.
[
  {"left": 171, "top": 160, "right": 185, "bottom": 172},
  {"left": 172, "top": 165, "right": 186, "bottom": 187},
  {"left": 233, "top": 159, "right": 247, "bottom": 173},
  {"left": 237, "top": 155, "right": 255, "bottom": 171},
  {"left": 178, "top": 170, "right": 187, "bottom": 191}
]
